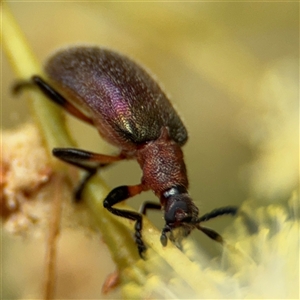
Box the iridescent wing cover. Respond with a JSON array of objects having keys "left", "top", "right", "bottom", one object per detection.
[{"left": 45, "top": 47, "right": 188, "bottom": 148}]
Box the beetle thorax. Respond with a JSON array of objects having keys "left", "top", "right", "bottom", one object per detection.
[{"left": 136, "top": 127, "right": 188, "bottom": 196}]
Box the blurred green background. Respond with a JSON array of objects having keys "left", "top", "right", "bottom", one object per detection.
[{"left": 2, "top": 2, "right": 298, "bottom": 299}]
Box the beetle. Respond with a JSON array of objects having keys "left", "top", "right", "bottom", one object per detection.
[{"left": 14, "top": 46, "right": 237, "bottom": 258}]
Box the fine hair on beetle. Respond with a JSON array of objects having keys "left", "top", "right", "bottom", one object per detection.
[{"left": 13, "top": 46, "right": 238, "bottom": 258}]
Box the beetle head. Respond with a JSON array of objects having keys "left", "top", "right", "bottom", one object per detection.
[{"left": 160, "top": 187, "right": 199, "bottom": 247}]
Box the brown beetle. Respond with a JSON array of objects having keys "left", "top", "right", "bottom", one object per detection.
[{"left": 14, "top": 47, "right": 237, "bottom": 257}]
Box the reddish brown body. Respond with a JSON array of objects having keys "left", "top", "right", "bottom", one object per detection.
[
  {"left": 136, "top": 128, "right": 188, "bottom": 196},
  {"left": 16, "top": 46, "right": 237, "bottom": 257}
]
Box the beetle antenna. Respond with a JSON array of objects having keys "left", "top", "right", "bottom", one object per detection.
[
  {"left": 194, "top": 206, "right": 238, "bottom": 244},
  {"left": 196, "top": 206, "right": 238, "bottom": 224},
  {"left": 196, "top": 224, "right": 224, "bottom": 244}
]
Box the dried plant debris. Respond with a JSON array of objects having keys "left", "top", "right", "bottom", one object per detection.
[
  {"left": 1, "top": 123, "right": 98, "bottom": 235},
  {"left": 1, "top": 123, "right": 53, "bottom": 233}
]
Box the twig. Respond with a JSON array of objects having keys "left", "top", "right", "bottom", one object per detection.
[{"left": 43, "top": 174, "right": 64, "bottom": 300}]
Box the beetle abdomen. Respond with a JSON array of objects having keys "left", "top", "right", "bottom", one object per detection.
[{"left": 45, "top": 47, "right": 188, "bottom": 147}]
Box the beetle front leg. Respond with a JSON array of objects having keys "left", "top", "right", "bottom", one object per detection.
[{"left": 103, "top": 184, "right": 148, "bottom": 258}]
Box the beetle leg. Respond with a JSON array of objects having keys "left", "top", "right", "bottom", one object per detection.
[
  {"left": 103, "top": 184, "right": 148, "bottom": 258},
  {"left": 52, "top": 148, "right": 125, "bottom": 201},
  {"left": 139, "top": 201, "right": 161, "bottom": 215},
  {"left": 74, "top": 168, "right": 99, "bottom": 201},
  {"left": 13, "top": 76, "right": 93, "bottom": 125},
  {"left": 52, "top": 148, "right": 124, "bottom": 169}
]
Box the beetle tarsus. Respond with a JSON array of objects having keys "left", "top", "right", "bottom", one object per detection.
[{"left": 134, "top": 220, "right": 147, "bottom": 257}]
